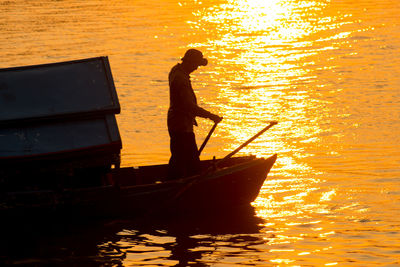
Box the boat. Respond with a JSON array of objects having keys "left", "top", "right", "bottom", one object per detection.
[
  {"left": 0, "top": 57, "right": 277, "bottom": 219},
  {"left": 1, "top": 154, "right": 277, "bottom": 218}
]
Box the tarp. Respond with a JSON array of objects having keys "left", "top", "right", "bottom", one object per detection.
[
  {"left": 0, "top": 57, "right": 120, "bottom": 124},
  {"left": 0, "top": 115, "right": 120, "bottom": 158},
  {"left": 0, "top": 57, "right": 121, "bottom": 165}
]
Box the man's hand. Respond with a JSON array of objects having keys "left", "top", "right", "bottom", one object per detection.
[{"left": 209, "top": 113, "right": 223, "bottom": 123}]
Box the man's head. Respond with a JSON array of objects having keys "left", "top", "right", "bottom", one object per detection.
[{"left": 181, "top": 49, "right": 208, "bottom": 73}]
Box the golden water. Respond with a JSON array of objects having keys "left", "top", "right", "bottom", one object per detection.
[{"left": 1, "top": 0, "right": 400, "bottom": 265}]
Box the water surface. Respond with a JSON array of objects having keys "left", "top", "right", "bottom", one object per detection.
[{"left": 1, "top": 0, "right": 399, "bottom": 265}]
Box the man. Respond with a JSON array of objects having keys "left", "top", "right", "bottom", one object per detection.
[{"left": 167, "top": 49, "right": 222, "bottom": 179}]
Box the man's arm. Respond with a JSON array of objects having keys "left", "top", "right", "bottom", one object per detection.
[{"left": 176, "top": 80, "right": 222, "bottom": 122}]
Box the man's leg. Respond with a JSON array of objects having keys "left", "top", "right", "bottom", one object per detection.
[
  {"left": 168, "top": 132, "right": 186, "bottom": 179},
  {"left": 167, "top": 132, "right": 200, "bottom": 179},
  {"left": 186, "top": 132, "right": 201, "bottom": 176}
]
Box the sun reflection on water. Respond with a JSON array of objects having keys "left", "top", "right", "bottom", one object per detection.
[{"left": 187, "top": 1, "right": 357, "bottom": 263}]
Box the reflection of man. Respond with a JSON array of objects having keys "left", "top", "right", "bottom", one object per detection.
[{"left": 167, "top": 49, "right": 222, "bottom": 179}]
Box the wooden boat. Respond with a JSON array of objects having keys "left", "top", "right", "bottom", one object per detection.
[
  {"left": 0, "top": 57, "right": 277, "bottom": 219},
  {"left": 0, "top": 154, "right": 277, "bottom": 218}
]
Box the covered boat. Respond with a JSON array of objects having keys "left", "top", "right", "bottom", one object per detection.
[{"left": 0, "top": 57, "right": 277, "bottom": 218}]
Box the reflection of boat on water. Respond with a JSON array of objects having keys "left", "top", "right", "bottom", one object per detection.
[
  {"left": 99, "top": 205, "right": 267, "bottom": 266},
  {"left": 1, "top": 204, "right": 266, "bottom": 266},
  {"left": 0, "top": 57, "right": 277, "bottom": 218}
]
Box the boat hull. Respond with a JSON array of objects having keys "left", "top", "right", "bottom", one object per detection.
[{"left": 1, "top": 155, "right": 277, "bottom": 219}]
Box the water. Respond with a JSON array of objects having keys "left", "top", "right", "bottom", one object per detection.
[{"left": 1, "top": 0, "right": 400, "bottom": 265}]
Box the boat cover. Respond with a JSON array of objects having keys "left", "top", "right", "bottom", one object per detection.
[
  {"left": 0, "top": 57, "right": 121, "bottom": 171},
  {"left": 0, "top": 57, "right": 119, "bottom": 123}
]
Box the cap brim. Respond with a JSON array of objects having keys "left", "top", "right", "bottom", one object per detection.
[{"left": 199, "top": 58, "right": 208, "bottom": 66}]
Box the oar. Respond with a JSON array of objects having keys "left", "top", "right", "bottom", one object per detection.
[
  {"left": 198, "top": 121, "right": 219, "bottom": 156},
  {"left": 215, "top": 121, "right": 278, "bottom": 168},
  {"left": 171, "top": 120, "right": 278, "bottom": 202}
]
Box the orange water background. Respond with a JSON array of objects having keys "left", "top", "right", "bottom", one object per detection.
[{"left": 1, "top": 0, "right": 400, "bottom": 265}]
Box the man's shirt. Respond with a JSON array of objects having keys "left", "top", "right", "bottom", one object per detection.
[{"left": 168, "top": 63, "right": 212, "bottom": 133}]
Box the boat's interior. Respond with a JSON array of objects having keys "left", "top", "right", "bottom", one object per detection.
[{"left": 111, "top": 155, "right": 257, "bottom": 187}]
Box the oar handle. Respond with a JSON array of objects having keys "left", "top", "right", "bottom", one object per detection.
[
  {"left": 216, "top": 121, "right": 277, "bottom": 167},
  {"left": 198, "top": 121, "right": 219, "bottom": 156}
]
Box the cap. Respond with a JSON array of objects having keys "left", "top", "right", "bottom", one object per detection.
[{"left": 182, "top": 49, "right": 208, "bottom": 66}]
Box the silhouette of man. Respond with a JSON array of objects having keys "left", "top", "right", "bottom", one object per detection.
[{"left": 167, "top": 49, "right": 222, "bottom": 179}]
